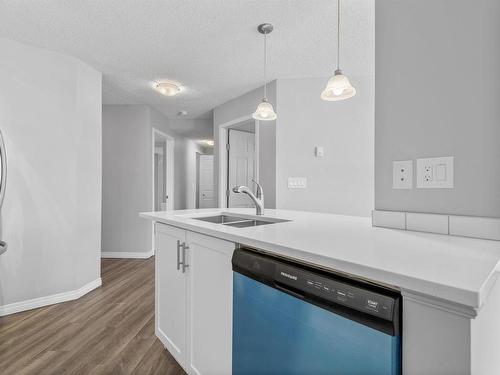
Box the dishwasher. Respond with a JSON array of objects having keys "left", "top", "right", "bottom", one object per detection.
[{"left": 232, "top": 248, "right": 401, "bottom": 375}]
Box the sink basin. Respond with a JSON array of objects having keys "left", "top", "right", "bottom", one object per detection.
[
  {"left": 194, "top": 215, "right": 248, "bottom": 224},
  {"left": 193, "top": 214, "right": 289, "bottom": 228},
  {"left": 224, "top": 220, "right": 276, "bottom": 228}
]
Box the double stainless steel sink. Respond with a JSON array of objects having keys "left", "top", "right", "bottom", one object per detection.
[{"left": 193, "top": 214, "right": 289, "bottom": 228}]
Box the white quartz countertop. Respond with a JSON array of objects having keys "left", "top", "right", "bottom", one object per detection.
[{"left": 140, "top": 208, "right": 500, "bottom": 311}]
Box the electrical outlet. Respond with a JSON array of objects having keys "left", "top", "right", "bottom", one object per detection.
[
  {"left": 423, "top": 165, "right": 433, "bottom": 182},
  {"left": 315, "top": 146, "right": 324, "bottom": 158},
  {"left": 417, "top": 157, "right": 454, "bottom": 188},
  {"left": 288, "top": 177, "right": 307, "bottom": 189},
  {"left": 393, "top": 160, "right": 413, "bottom": 189}
]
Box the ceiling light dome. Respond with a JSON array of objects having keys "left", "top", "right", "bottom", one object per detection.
[
  {"left": 253, "top": 23, "right": 277, "bottom": 121},
  {"left": 321, "top": 0, "right": 356, "bottom": 102},
  {"left": 155, "top": 82, "right": 181, "bottom": 96},
  {"left": 253, "top": 99, "right": 277, "bottom": 121},
  {"left": 321, "top": 70, "right": 356, "bottom": 101}
]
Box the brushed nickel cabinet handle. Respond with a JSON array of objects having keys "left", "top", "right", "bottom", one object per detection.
[
  {"left": 176, "top": 240, "right": 181, "bottom": 270},
  {"left": 181, "top": 242, "right": 189, "bottom": 273}
]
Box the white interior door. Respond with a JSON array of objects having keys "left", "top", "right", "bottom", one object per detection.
[
  {"left": 198, "top": 154, "right": 215, "bottom": 208},
  {"left": 228, "top": 129, "right": 255, "bottom": 208}
]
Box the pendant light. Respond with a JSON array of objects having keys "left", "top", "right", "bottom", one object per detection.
[
  {"left": 321, "top": 0, "right": 356, "bottom": 101},
  {"left": 253, "top": 23, "right": 277, "bottom": 121}
]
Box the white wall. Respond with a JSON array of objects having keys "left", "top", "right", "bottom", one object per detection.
[
  {"left": 276, "top": 76, "right": 374, "bottom": 217},
  {"left": 212, "top": 2, "right": 374, "bottom": 217},
  {"left": 375, "top": 0, "right": 500, "bottom": 217},
  {"left": 213, "top": 82, "right": 277, "bottom": 208},
  {"left": 168, "top": 118, "right": 213, "bottom": 140},
  {"left": 174, "top": 138, "right": 206, "bottom": 210},
  {"left": 102, "top": 105, "right": 152, "bottom": 254},
  {"left": 0, "top": 38, "right": 102, "bottom": 308},
  {"left": 102, "top": 105, "right": 205, "bottom": 255}
]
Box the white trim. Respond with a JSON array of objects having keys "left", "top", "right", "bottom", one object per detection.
[
  {"left": 101, "top": 250, "right": 154, "bottom": 259},
  {"left": 402, "top": 290, "right": 477, "bottom": 319},
  {"left": 0, "top": 278, "right": 102, "bottom": 317},
  {"left": 217, "top": 115, "right": 259, "bottom": 208},
  {"left": 152, "top": 128, "right": 175, "bottom": 253}
]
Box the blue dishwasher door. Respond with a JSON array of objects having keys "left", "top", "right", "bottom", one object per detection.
[{"left": 233, "top": 273, "right": 401, "bottom": 375}]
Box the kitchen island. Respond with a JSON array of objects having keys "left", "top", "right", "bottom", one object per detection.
[{"left": 141, "top": 208, "right": 500, "bottom": 375}]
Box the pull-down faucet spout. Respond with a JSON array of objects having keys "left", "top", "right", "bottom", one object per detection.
[{"left": 232, "top": 179, "right": 264, "bottom": 216}]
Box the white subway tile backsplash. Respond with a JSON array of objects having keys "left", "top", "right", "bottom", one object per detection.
[
  {"left": 372, "top": 210, "right": 406, "bottom": 230},
  {"left": 449, "top": 216, "right": 500, "bottom": 241},
  {"left": 406, "top": 213, "right": 449, "bottom": 235},
  {"left": 372, "top": 210, "right": 500, "bottom": 241}
]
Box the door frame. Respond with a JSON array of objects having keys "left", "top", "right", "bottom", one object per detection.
[
  {"left": 217, "top": 115, "right": 260, "bottom": 208},
  {"left": 195, "top": 152, "right": 201, "bottom": 209},
  {"left": 152, "top": 128, "right": 175, "bottom": 252}
]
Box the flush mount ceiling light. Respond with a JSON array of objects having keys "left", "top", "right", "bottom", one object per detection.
[
  {"left": 253, "top": 23, "right": 277, "bottom": 121},
  {"left": 202, "top": 140, "right": 215, "bottom": 146},
  {"left": 154, "top": 82, "right": 181, "bottom": 96},
  {"left": 321, "top": 0, "right": 356, "bottom": 101},
  {"left": 177, "top": 110, "right": 188, "bottom": 116}
]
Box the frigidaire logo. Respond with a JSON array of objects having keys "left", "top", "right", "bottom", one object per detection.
[{"left": 280, "top": 271, "right": 297, "bottom": 280}]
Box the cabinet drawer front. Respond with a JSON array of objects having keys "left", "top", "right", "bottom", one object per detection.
[
  {"left": 186, "top": 231, "right": 234, "bottom": 255},
  {"left": 155, "top": 222, "right": 185, "bottom": 239}
]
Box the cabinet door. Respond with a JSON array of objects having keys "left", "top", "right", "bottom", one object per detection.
[
  {"left": 186, "top": 231, "right": 234, "bottom": 375},
  {"left": 155, "top": 224, "right": 187, "bottom": 369}
]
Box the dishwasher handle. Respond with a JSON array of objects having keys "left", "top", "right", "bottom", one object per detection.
[{"left": 274, "top": 282, "right": 305, "bottom": 300}]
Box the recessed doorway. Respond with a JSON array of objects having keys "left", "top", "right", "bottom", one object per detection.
[
  {"left": 196, "top": 153, "right": 216, "bottom": 208},
  {"left": 152, "top": 128, "right": 174, "bottom": 251},
  {"left": 217, "top": 115, "right": 259, "bottom": 208}
]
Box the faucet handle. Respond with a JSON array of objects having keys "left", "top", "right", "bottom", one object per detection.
[{"left": 251, "top": 179, "right": 263, "bottom": 199}]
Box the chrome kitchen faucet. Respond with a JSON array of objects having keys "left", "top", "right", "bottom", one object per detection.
[{"left": 232, "top": 179, "right": 264, "bottom": 216}]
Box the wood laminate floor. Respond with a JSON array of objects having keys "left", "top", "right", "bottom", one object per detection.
[{"left": 0, "top": 258, "right": 185, "bottom": 375}]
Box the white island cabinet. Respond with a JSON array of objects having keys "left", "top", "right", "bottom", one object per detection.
[
  {"left": 155, "top": 223, "right": 233, "bottom": 375},
  {"left": 144, "top": 208, "right": 500, "bottom": 375}
]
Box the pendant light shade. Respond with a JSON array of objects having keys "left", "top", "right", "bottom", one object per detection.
[
  {"left": 253, "top": 99, "right": 277, "bottom": 121},
  {"left": 321, "top": 0, "right": 356, "bottom": 102},
  {"left": 321, "top": 69, "right": 356, "bottom": 101},
  {"left": 253, "top": 23, "right": 277, "bottom": 121}
]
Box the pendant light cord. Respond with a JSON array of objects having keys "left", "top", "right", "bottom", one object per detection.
[
  {"left": 264, "top": 31, "right": 268, "bottom": 100},
  {"left": 337, "top": 0, "right": 340, "bottom": 71}
]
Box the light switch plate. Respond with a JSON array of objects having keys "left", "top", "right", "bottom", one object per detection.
[
  {"left": 393, "top": 160, "right": 413, "bottom": 189},
  {"left": 417, "top": 156, "right": 454, "bottom": 188},
  {"left": 315, "top": 146, "right": 324, "bottom": 157},
  {"left": 288, "top": 177, "right": 307, "bottom": 189}
]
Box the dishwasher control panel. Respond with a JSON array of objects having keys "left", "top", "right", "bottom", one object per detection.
[
  {"left": 233, "top": 248, "right": 401, "bottom": 335},
  {"left": 275, "top": 264, "right": 396, "bottom": 321}
]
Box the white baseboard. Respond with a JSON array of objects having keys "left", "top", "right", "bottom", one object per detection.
[
  {"left": 101, "top": 250, "right": 154, "bottom": 259},
  {"left": 0, "top": 277, "right": 102, "bottom": 317}
]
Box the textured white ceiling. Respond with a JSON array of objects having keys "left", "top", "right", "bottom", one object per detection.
[
  {"left": 0, "top": 0, "right": 373, "bottom": 120},
  {"left": 169, "top": 118, "right": 214, "bottom": 139}
]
